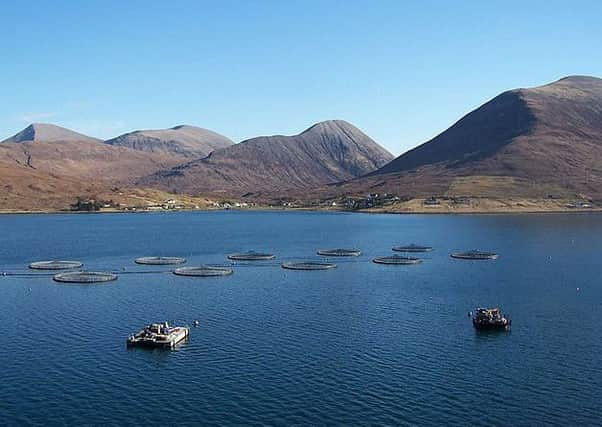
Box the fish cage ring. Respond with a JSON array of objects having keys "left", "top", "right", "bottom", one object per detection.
[
  {"left": 53, "top": 271, "right": 118, "bottom": 283},
  {"left": 316, "top": 249, "right": 361, "bottom": 257},
  {"left": 372, "top": 255, "right": 423, "bottom": 265},
  {"left": 173, "top": 266, "right": 234, "bottom": 277},
  {"left": 29, "top": 260, "right": 83, "bottom": 270},
  {"left": 450, "top": 251, "right": 499, "bottom": 260},
  {"left": 227, "top": 251, "right": 276, "bottom": 261},
  {"left": 392, "top": 244, "right": 433, "bottom": 253},
  {"left": 135, "top": 256, "right": 187, "bottom": 265},
  {"left": 281, "top": 261, "right": 337, "bottom": 270}
]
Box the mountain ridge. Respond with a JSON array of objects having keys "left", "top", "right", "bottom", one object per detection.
[{"left": 140, "top": 119, "right": 394, "bottom": 197}]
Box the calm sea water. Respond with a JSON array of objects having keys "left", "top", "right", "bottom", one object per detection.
[{"left": 1, "top": 211, "right": 601, "bottom": 426}]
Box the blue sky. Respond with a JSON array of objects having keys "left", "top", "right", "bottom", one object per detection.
[{"left": 1, "top": 1, "right": 601, "bottom": 155}]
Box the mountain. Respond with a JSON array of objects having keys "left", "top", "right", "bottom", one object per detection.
[
  {"left": 1, "top": 123, "right": 100, "bottom": 143},
  {"left": 349, "top": 76, "right": 602, "bottom": 199},
  {"left": 104, "top": 125, "right": 233, "bottom": 158},
  {"left": 0, "top": 124, "right": 187, "bottom": 210},
  {"left": 141, "top": 120, "right": 394, "bottom": 197}
]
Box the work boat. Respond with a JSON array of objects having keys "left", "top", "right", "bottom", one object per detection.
[
  {"left": 127, "top": 322, "right": 189, "bottom": 349},
  {"left": 471, "top": 307, "right": 511, "bottom": 331}
]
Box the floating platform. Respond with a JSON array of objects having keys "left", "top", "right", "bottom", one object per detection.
[
  {"left": 29, "top": 260, "right": 83, "bottom": 270},
  {"left": 173, "top": 266, "right": 233, "bottom": 277},
  {"left": 392, "top": 244, "right": 433, "bottom": 253},
  {"left": 127, "top": 322, "right": 189, "bottom": 349},
  {"left": 282, "top": 261, "right": 337, "bottom": 270},
  {"left": 451, "top": 250, "right": 498, "bottom": 260},
  {"left": 227, "top": 251, "right": 276, "bottom": 261},
  {"left": 135, "top": 256, "right": 187, "bottom": 265},
  {"left": 373, "top": 255, "right": 422, "bottom": 265},
  {"left": 317, "top": 248, "right": 361, "bottom": 257},
  {"left": 53, "top": 271, "right": 118, "bottom": 283},
  {"left": 472, "top": 307, "right": 511, "bottom": 331}
]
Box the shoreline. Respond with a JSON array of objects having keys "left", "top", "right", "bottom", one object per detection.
[{"left": 1, "top": 205, "right": 601, "bottom": 216}]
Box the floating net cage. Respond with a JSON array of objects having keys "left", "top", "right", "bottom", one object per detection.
[
  {"left": 450, "top": 250, "right": 499, "bottom": 260},
  {"left": 227, "top": 251, "right": 276, "bottom": 261},
  {"left": 29, "top": 260, "right": 83, "bottom": 270},
  {"left": 317, "top": 248, "right": 361, "bottom": 257},
  {"left": 173, "top": 266, "right": 234, "bottom": 277},
  {"left": 392, "top": 244, "right": 433, "bottom": 253},
  {"left": 135, "top": 256, "right": 187, "bottom": 265},
  {"left": 53, "top": 271, "right": 118, "bottom": 284},
  {"left": 282, "top": 261, "right": 337, "bottom": 271},
  {"left": 373, "top": 255, "right": 423, "bottom": 265}
]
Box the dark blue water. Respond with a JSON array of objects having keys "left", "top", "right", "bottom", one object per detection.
[{"left": 1, "top": 211, "right": 601, "bottom": 426}]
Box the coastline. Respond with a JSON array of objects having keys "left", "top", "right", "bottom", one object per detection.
[{"left": 1, "top": 204, "right": 601, "bottom": 216}]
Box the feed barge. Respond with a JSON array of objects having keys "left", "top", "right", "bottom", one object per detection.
[
  {"left": 127, "top": 322, "right": 190, "bottom": 349},
  {"left": 451, "top": 250, "right": 498, "bottom": 260},
  {"left": 471, "top": 307, "right": 511, "bottom": 331}
]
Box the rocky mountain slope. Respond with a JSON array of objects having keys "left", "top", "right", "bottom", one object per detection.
[
  {"left": 141, "top": 120, "right": 394, "bottom": 197},
  {"left": 0, "top": 125, "right": 185, "bottom": 210},
  {"left": 343, "top": 76, "right": 602, "bottom": 199}
]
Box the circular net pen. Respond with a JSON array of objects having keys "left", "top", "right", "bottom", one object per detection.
[
  {"left": 317, "top": 248, "right": 361, "bottom": 257},
  {"left": 373, "top": 255, "right": 422, "bottom": 265},
  {"left": 227, "top": 251, "right": 276, "bottom": 261},
  {"left": 29, "top": 260, "right": 83, "bottom": 270},
  {"left": 53, "top": 271, "right": 118, "bottom": 284},
  {"left": 392, "top": 244, "right": 433, "bottom": 253},
  {"left": 282, "top": 261, "right": 337, "bottom": 271},
  {"left": 135, "top": 256, "right": 187, "bottom": 265},
  {"left": 173, "top": 266, "right": 233, "bottom": 277},
  {"left": 450, "top": 250, "right": 499, "bottom": 260}
]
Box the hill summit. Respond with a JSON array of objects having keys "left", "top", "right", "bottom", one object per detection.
[
  {"left": 2, "top": 123, "right": 100, "bottom": 143},
  {"left": 104, "top": 125, "right": 233, "bottom": 158},
  {"left": 357, "top": 75, "right": 602, "bottom": 199}
]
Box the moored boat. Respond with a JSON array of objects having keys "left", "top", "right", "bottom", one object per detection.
[
  {"left": 127, "top": 322, "right": 189, "bottom": 349},
  {"left": 471, "top": 307, "right": 511, "bottom": 331}
]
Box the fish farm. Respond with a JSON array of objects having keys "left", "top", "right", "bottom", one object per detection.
[
  {"left": 4, "top": 245, "right": 502, "bottom": 284},
  {"left": 282, "top": 261, "right": 337, "bottom": 270},
  {"left": 173, "top": 266, "right": 234, "bottom": 277},
  {"left": 227, "top": 251, "right": 276, "bottom": 261},
  {"left": 392, "top": 244, "right": 433, "bottom": 253},
  {"left": 29, "top": 260, "right": 83, "bottom": 270},
  {"left": 450, "top": 250, "right": 499, "bottom": 260},
  {"left": 317, "top": 248, "right": 361, "bottom": 257},
  {"left": 53, "top": 271, "right": 118, "bottom": 284},
  {"left": 373, "top": 255, "right": 423, "bottom": 265},
  {"left": 134, "top": 256, "right": 187, "bottom": 265}
]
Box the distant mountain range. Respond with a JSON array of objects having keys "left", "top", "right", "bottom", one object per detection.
[
  {"left": 1, "top": 75, "right": 601, "bottom": 212},
  {"left": 0, "top": 119, "right": 392, "bottom": 209},
  {"left": 140, "top": 120, "right": 394, "bottom": 197}
]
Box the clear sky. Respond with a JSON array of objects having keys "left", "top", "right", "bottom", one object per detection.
[{"left": 1, "top": 0, "right": 601, "bottom": 155}]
